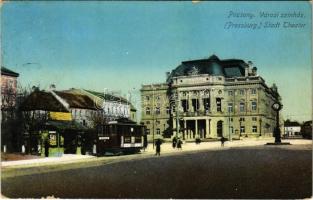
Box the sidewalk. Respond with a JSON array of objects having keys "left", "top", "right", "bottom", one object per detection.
[
  {"left": 1, "top": 154, "right": 95, "bottom": 168},
  {"left": 1, "top": 138, "right": 311, "bottom": 169}
]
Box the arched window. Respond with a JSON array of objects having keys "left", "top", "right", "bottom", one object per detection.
[{"left": 217, "top": 120, "right": 223, "bottom": 137}]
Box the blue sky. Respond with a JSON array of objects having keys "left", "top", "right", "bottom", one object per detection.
[{"left": 1, "top": 1, "right": 312, "bottom": 121}]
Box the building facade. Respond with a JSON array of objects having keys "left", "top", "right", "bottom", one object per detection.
[
  {"left": 1, "top": 67, "right": 20, "bottom": 152},
  {"left": 284, "top": 120, "right": 301, "bottom": 137},
  {"left": 141, "top": 55, "right": 280, "bottom": 141},
  {"left": 1, "top": 67, "right": 19, "bottom": 114}
]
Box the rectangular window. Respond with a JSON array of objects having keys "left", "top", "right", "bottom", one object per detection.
[
  {"left": 240, "top": 117, "right": 245, "bottom": 122},
  {"left": 146, "top": 107, "right": 151, "bottom": 115},
  {"left": 166, "top": 107, "right": 170, "bottom": 114},
  {"left": 155, "top": 107, "right": 160, "bottom": 115},
  {"left": 124, "top": 136, "right": 131, "bottom": 143},
  {"left": 216, "top": 98, "right": 222, "bottom": 112},
  {"left": 240, "top": 102, "right": 245, "bottom": 112},
  {"left": 146, "top": 129, "right": 150, "bottom": 135},
  {"left": 251, "top": 89, "right": 257, "bottom": 95},
  {"left": 203, "top": 98, "right": 210, "bottom": 111},
  {"left": 228, "top": 102, "right": 233, "bottom": 113},
  {"left": 228, "top": 90, "right": 233, "bottom": 96},
  {"left": 252, "top": 126, "right": 257, "bottom": 133},
  {"left": 156, "top": 128, "right": 161, "bottom": 135},
  {"left": 240, "top": 126, "right": 245, "bottom": 133},
  {"left": 252, "top": 117, "right": 257, "bottom": 121},
  {"left": 135, "top": 136, "right": 141, "bottom": 143},
  {"left": 252, "top": 101, "right": 257, "bottom": 111},
  {"left": 146, "top": 96, "right": 150, "bottom": 101},
  {"left": 181, "top": 99, "right": 189, "bottom": 112},
  {"left": 156, "top": 120, "right": 160, "bottom": 125},
  {"left": 239, "top": 89, "right": 245, "bottom": 95},
  {"left": 192, "top": 99, "right": 199, "bottom": 111}
]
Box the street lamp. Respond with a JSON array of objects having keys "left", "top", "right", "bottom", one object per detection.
[
  {"left": 272, "top": 101, "right": 283, "bottom": 143},
  {"left": 228, "top": 109, "right": 232, "bottom": 142},
  {"left": 239, "top": 118, "right": 242, "bottom": 137},
  {"left": 259, "top": 118, "right": 262, "bottom": 136}
]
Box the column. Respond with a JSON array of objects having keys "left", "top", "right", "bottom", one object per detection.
[
  {"left": 199, "top": 97, "right": 204, "bottom": 113},
  {"left": 195, "top": 119, "right": 198, "bottom": 138},
  {"left": 209, "top": 119, "right": 212, "bottom": 137},
  {"left": 184, "top": 120, "right": 187, "bottom": 140},
  {"left": 206, "top": 119, "right": 210, "bottom": 138},
  {"left": 210, "top": 89, "right": 214, "bottom": 113},
  {"left": 189, "top": 98, "right": 193, "bottom": 112}
]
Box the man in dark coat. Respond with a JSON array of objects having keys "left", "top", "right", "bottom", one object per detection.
[
  {"left": 172, "top": 137, "right": 177, "bottom": 148},
  {"left": 221, "top": 136, "right": 226, "bottom": 147},
  {"left": 155, "top": 139, "right": 162, "bottom": 156},
  {"left": 44, "top": 139, "right": 49, "bottom": 157},
  {"left": 177, "top": 138, "right": 182, "bottom": 150}
]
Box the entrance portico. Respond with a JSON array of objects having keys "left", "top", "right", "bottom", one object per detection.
[{"left": 178, "top": 118, "right": 211, "bottom": 140}]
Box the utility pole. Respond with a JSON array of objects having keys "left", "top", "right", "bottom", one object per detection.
[{"left": 259, "top": 118, "right": 262, "bottom": 136}]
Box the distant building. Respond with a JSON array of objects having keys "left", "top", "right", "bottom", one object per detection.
[
  {"left": 284, "top": 120, "right": 301, "bottom": 137},
  {"left": 1, "top": 67, "right": 20, "bottom": 152},
  {"left": 141, "top": 55, "right": 281, "bottom": 141},
  {"left": 1, "top": 67, "right": 19, "bottom": 113}
]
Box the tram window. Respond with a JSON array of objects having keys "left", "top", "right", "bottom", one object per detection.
[
  {"left": 124, "top": 136, "right": 131, "bottom": 143},
  {"left": 104, "top": 126, "right": 109, "bottom": 135},
  {"left": 135, "top": 136, "right": 141, "bottom": 143},
  {"left": 134, "top": 127, "right": 139, "bottom": 135}
]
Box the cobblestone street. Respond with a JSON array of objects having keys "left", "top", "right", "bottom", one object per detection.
[{"left": 2, "top": 139, "right": 312, "bottom": 199}]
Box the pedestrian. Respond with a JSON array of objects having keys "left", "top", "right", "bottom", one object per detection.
[
  {"left": 177, "top": 138, "right": 182, "bottom": 150},
  {"left": 44, "top": 139, "right": 49, "bottom": 157},
  {"left": 81, "top": 137, "right": 86, "bottom": 155},
  {"left": 195, "top": 137, "right": 201, "bottom": 145},
  {"left": 220, "top": 136, "right": 226, "bottom": 147},
  {"left": 143, "top": 135, "right": 148, "bottom": 151},
  {"left": 172, "top": 137, "right": 177, "bottom": 148},
  {"left": 155, "top": 138, "right": 162, "bottom": 156}
]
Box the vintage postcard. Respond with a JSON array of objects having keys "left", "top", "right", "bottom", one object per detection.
[{"left": 1, "top": 1, "right": 312, "bottom": 199}]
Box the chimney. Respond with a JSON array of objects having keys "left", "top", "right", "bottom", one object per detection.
[{"left": 252, "top": 67, "right": 257, "bottom": 76}]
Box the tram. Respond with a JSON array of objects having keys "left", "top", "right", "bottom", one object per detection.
[{"left": 96, "top": 118, "right": 147, "bottom": 155}]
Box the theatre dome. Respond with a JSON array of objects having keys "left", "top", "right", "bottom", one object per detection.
[{"left": 167, "top": 55, "right": 248, "bottom": 80}]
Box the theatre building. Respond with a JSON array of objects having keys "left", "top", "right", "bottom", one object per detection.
[{"left": 141, "top": 55, "right": 281, "bottom": 141}]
